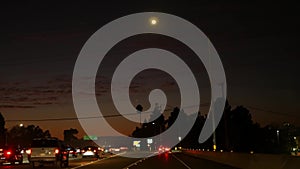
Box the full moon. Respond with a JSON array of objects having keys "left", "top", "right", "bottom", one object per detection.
[{"left": 151, "top": 19, "right": 157, "bottom": 25}]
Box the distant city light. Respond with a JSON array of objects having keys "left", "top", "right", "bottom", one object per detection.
[
  {"left": 19, "top": 123, "right": 24, "bottom": 127},
  {"left": 213, "top": 144, "right": 217, "bottom": 151}
]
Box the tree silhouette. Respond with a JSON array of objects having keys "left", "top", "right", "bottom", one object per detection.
[
  {"left": 167, "top": 107, "right": 180, "bottom": 128},
  {"left": 8, "top": 125, "right": 51, "bottom": 147},
  {"left": 0, "top": 112, "right": 6, "bottom": 146},
  {"left": 130, "top": 101, "right": 300, "bottom": 153},
  {"left": 64, "top": 128, "right": 79, "bottom": 146},
  {"left": 131, "top": 103, "right": 166, "bottom": 138}
]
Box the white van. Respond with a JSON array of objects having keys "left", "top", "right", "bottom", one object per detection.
[{"left": 29, "top": 138, "right": 69, "bottom": 168}]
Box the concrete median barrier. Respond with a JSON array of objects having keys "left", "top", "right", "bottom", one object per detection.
[{"left": 183, "top": 150, "right": 300, "bottom": 169}]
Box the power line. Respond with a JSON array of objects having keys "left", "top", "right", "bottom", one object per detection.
[
  {"left": 246, "top": 106, "right": 300, "bottom": 118},
  {"left": 5, "top": 103, "right": 211, "bottom": 122},
  {"left": 5, "top": 112, "right": 145, "bottom": 122},
  {"left": 6, "top": 103, "right": 296, "bottom": 122},
  {"left": 230, "top": 102, "right": 300, "bottom": 118}
]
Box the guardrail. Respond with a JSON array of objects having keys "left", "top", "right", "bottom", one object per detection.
[{"left": 183, "top": 149, "right": 300, "bottom": 169}]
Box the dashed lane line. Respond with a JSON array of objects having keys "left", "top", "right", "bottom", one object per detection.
[
  {"left": 172, "top": 154, "right": 192, "bottom": 169},
  {"left": 70, "top": 152, "right": 125, "bottom": 169}
]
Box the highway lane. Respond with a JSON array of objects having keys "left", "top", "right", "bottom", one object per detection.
[
  {"left": 0, "top": 155, "right": 141, "bottom": 169},
  {"left": 70, "top": 152, "right": 239, "bottom": 169},
  {"left": 127, "top": 152, "right": 239, "bottom": 169},
  {"left": 0, "top": 152, "right": 239, "bottom": 169},
  {"left": 0, "top": 157, "right": 109, "bottom": 169}
]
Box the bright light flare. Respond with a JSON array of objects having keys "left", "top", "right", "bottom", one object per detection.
[
  {"left": 151, "top": 19, "right": 157, "bottom": 25},
  {"left": 149, "top": 17, "right": 158, "bottom": 25},
  {"left": 26, "top": 149, "right": 31, "bottom": 154}
]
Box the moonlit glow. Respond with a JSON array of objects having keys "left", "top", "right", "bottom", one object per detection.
[
  {"left": 151, "top": 19, "right": 157, "bottom": 25},
  {"left": 149, "top": 17, "right": 158, "bottom": 25}
]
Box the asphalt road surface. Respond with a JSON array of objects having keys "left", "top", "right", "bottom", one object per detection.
[{"left": 0, "top": 152, "right": 239, "bottom": 169}]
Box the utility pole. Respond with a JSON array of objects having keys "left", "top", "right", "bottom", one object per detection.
[
  {"left": 207, "top": 37, "right": 217, "bottom": 151},
  {"left": 136, "top": 104, "right": 143, "bottom": 127},
  {"left": 5, "top": 130, "right": 8, "bottom": 146},
  {"left": 212, "top": 108, "right": 217, "bottom": 151}
]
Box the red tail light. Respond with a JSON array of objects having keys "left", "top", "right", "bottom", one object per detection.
[
  {"left": 26, "top": 149, "right": 32, "bottom": 155},
  {"left": 6, "top": 151, "right": 11, "bottom": 155},
  {"left": 55, "top": 149, "right": 59, "bottom": 154}
]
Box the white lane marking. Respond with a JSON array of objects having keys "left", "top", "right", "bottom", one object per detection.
[
  {"left": 70, "top": 153, "right": 125, "bottom": 169},
  {"left": 173, "top": 154, "right": 192, "bottom": 169},
  {"left": 122, "top": 159, "right": 143, "bottom": 169},
  {"left": 122, "top": 153, "right": 154, "bottom": 169}
]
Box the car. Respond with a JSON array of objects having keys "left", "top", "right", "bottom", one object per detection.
[
  {"left": 81, "top": 146, "right": 100, "bottom": 158},
  {"left": 28, "top": 138, "right": 69, "bottom": 168},
  {"left": 102, "top": 147, "right": 113, "bottom": 155},
  {"left": 158, "top": 146, "right": 171, "bottom": 153},
  {"left": 0, "top": 146, "right": 23, "bottom": 165},
  {"left": 66, "top": 147, "right": 77, "bottom": 158}
]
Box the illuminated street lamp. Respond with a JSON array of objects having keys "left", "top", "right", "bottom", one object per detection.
[{"left": 213, "top": 144, "right": 217, "bottom": 151}]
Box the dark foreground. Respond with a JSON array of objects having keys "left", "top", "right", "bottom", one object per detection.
[{"left": 0, "top": 152, "right": 238, "bottom": 169}]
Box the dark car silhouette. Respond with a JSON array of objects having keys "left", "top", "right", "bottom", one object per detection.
[{"left": 0, "top": 146, "right": 23, "bottom": 165}]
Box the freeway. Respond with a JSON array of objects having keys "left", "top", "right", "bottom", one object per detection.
[{"left": 0, "top": 152, "right": 239, "bottom": 169}]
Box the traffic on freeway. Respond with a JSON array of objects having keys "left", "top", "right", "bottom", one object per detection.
[
  {"left": 1, "top": 1, "right": 300, "bottom": 169},
  {"left": 0, "top": 150, "right": 238, "bottom": 169}
]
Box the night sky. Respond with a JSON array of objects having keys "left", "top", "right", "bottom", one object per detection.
[{"left": 0, "top": 1, "right": 299, "bottom": 139}]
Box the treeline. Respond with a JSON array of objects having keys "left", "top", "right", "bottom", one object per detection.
[
  {"left": 0, "top": 113, "right": 51, "bottom": 147},
  {"left": 131, "top": 101, "right": 299, "bottom": 154}
]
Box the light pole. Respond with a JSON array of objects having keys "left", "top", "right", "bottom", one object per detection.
[
  {"left": 276, "top": 130, "right": 280, "bottom": 145},
  {"left": 136, "top": 104, "right": 143, "bottom": 127},
  {"left": 152, "top": 122, "right": 162, "bottom": 148},
  {"left": 5, "top": 130, "right": 8, "bottom": 146}
]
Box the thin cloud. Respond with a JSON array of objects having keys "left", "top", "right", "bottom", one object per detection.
[
  {"left": 0, "top": 105, "right": 35, "bottom": 109},
  {"left": 0, "top": 76, "right": 71, "bottom": 108}
]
